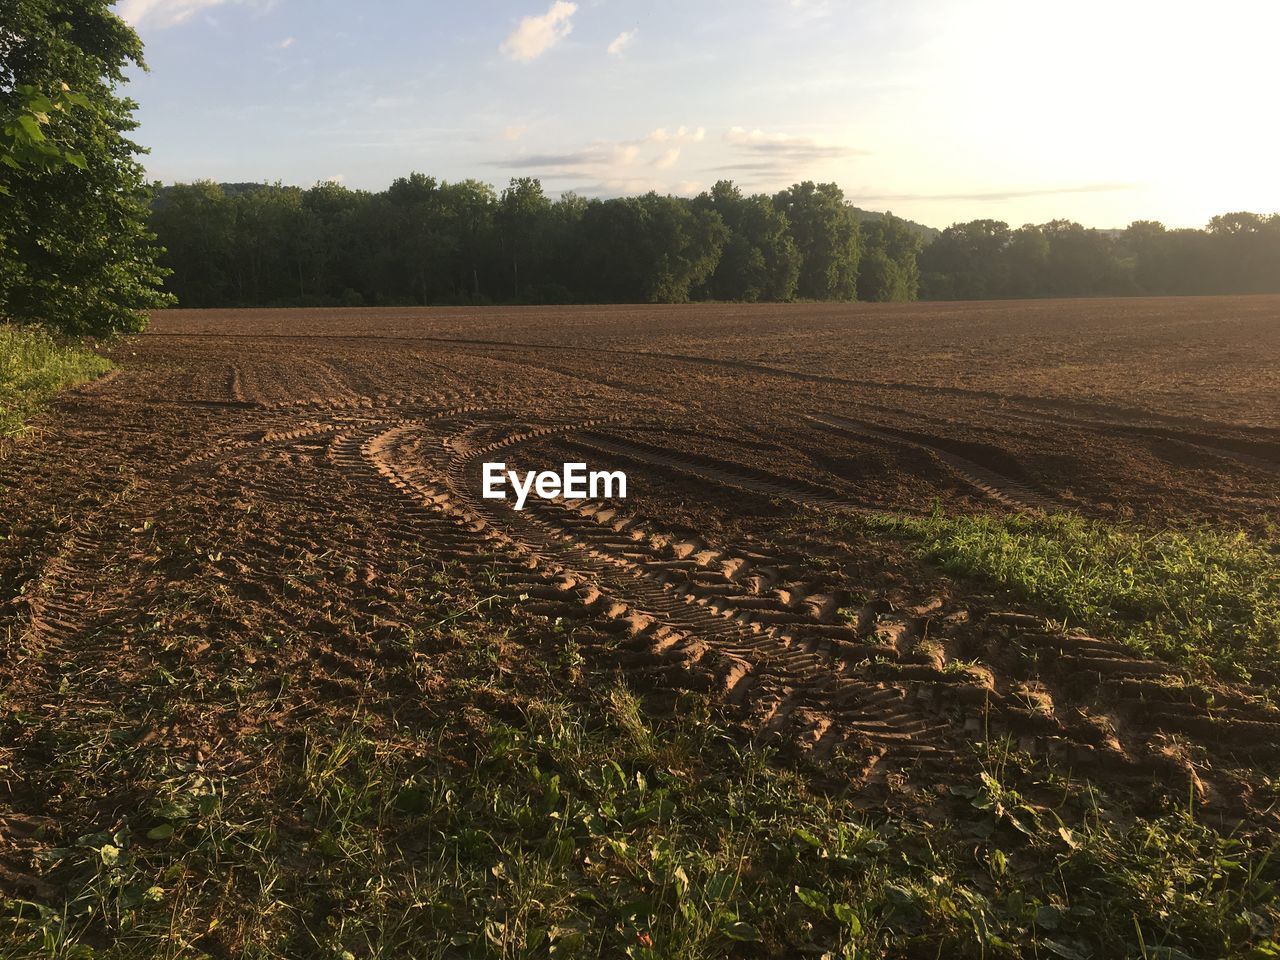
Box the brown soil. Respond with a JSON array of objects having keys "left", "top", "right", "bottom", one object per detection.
[{"left": 3, "top": 297, "right": 1278, "bottom": 886}]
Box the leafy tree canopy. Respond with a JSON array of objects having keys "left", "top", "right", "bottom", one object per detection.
[{"left": 0, "top": 0, "right": 171, "bottom": 335}]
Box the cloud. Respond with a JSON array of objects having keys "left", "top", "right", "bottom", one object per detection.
[
  {"left": 491, "top": 141, "right": 640, "bottom": 170},
  {"left": 709, "top": 161, "right": 803, "bottom": 173},
  {"left": 490, "top": 126, "right": 703, "bottom": 175},
  {"left": 116, "top": 0, "right": 259, "bottom": 28},
  {"left": 607, "top": 29, "right": 636, "bottom": 56},
  {"left": 487, "top": 128, "right": 712, "bottom": 197},
  {"left": 502, "top": 125, "right": 529, "bottom": 142},
  {"left": 615, "top": 144, "right": 641, "bottom": 166},
  {"left": 847, "top": 183, "right": 1136, "bottom": 203},
  {"left": 706, "top": 127, "right": 866, "bottom": 188},
  {"left": 277, "top": 36, "right": 295, "bottom": 49},
  {"left": 501, "top": 1, "right": 578, "bottom": 62},
  {"left": 723, "top": 126, "right": 865, "bottom": 163},
  {"left": 645, "top": 126, "right": 705, "bottom": 144}
]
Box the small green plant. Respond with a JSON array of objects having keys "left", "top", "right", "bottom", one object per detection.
[
  {"left": 4, "top": 533, "right": 1277, "bottom": 958},
  {"left": 0, "top": 324, "right": 112, "bottom": 438},
  {"left": 837, "top": 509, "right": 1280, "bottom": 682}
]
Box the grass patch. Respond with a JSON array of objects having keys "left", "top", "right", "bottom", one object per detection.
[
  {"left": 0, "top": 324, "right": 112, "bottom": 438},
  {"left": 2, "top": 581, "right": 1276, "bottom": 958},
  {"left": 837, "top": 510, "right": 1280, "bottom": 683}
]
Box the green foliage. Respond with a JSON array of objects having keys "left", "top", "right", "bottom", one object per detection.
[
  {"left": 0, "top": 0, "right": 172, "bottom": 335},
  {"left": 497, "top": 176, "right": 551, "bottom": 300},
  {"left": 918, "top": 219, "right": 1013, "bottom": 300},
  {"left": 145, "top": 180, "right": 235, "bottom": 306},
  {"left": 0, "top": 323, "right": 111, "bottom": 437},
  {"left": 0, "top": 82, "right": 91, "bottom": 182},
  {"left": 2, "top": 528, "right": 1274, "bottom": 955},
  {"left": 575, "top": 192, "right": 728, "bottom": 303},
  {"left": 773, "top": 181, "right": 861, "bottom": 300},
  {"left": 145, "top": 178, "right": 863, "bottom": 308},
  {"left": 144, "top": 168, "right": 1280, "bottom": 308},
  {"left": 854, "top": 509, "right": 1280, "bottom": 681},
  {"left": 856, "top": 213, "right": 922, "bottom": 301},
  {"left": 6, "top": 605, "right": 1275, "bottom": 956},
  {"left": 694, "top": 180, "right": 800, "bottom": 302},
  {"left": 920, "top": 214, "right": 1280, "bottom": 300}
]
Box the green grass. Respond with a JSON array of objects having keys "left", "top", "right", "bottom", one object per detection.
[
  {"left": 0, "top": 324, "right": 112, "bottom": 438},
  {"left": 2, "top": 580, "right": 1276, "bottom": 958},
  {"left": 836, "top": 510, "right": 1280, "bottom": 683}
]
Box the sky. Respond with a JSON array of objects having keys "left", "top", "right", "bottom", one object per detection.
[{"left": 116, "top": 0, "right": 1280, "bottom": 229}]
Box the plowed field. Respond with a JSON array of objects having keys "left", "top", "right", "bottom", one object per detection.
[{"left": 2, "top": 297, "right": 1279, "bottom": 952}]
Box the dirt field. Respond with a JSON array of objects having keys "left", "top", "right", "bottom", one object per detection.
[{"left": 2, "top": 297, "right": 1279, "bottom": 950}]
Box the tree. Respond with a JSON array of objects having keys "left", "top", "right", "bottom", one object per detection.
[
  {"left": 438, "top": 179, "right": 496, "bottom": 302},
  {"left": 497, "top": 177, "right": 550, "bottom": 300},
  {"left": 695, "top": 181, "right": 799, "bottom": 301},
  {"left": 637, "top": 192, "right": 725, "bottom": 302},
  {"left": 1, "top": 82, "right": 89, "bottom": 180},
  {"left": 857, "top": 213, "right": 921, "bottom": 302},
  {"left": 0, "top": 0, "right": 171, "bottom": 334},
  {"left": 918, "top": 220, "right": 1011, "bottom": 300},
  {"left": 302, "top": 180, "right": 364, "bottom": 303},
  {"left": 1002, "top": 225, "right": 1049, "bottom": 298},
  {"left": 541, "top": 190, "right": 587, "bottom": 303},
  {"left": 149, "top": 181, "right": 234, "bottom": 306},
  {"left": 388, "top": 173, "right": 451, "bottom": 305},
  {"left": 1039, "top": 220, "right": 1120, "bottom": 296},
  {"left": 773, "top": 182, "right": 860, "bottom": 300},
  {"left": 1205, "top": 212, "right": 1280, "bottom": 294},
  {"left": 577, "top": 194, "right": 726, "bottom": 303},
  {"left": 139, "top": 168, "right": 1280, "bottom": 306}
]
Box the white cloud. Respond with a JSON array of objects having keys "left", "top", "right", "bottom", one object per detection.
[
  {"left": 500, "top": 1, "right": 578, "bottom": 62},
  {"left": 645, "top": 126, "right": 705, "bottom": 144},
  {"left": 116, "top": 0, "right": 257, "bottom": 28},
  {"left": 493, "top": 138, "right": 640, "bottom": 171},
  {"left": 724, "top": 126, "right": 862, "bottom": 160},
  {"left": 711, "top": 127, "right": 865, "bottom": 182},
  {"left": 277, "top": 36, "right": 295, "bottom": 49},
  {"left": 607, "top": 29, "right": 636, "bottom": 56},
  {"left": 502, "top": 125, "right": 529, "bottom": 142},
  {"left": 324, "top": 174, "right": 344, "bottom": 184},
  {"left": 490, "top": 124, "right": 708, "bottom": 194}
]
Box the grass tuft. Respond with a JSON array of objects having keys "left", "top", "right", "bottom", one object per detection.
[
  {"left": 848, "top": 509, "right": 1280, "bottom": 682},
  {"left": 0, "top": 324, "right": 112, "bottom": 438}
]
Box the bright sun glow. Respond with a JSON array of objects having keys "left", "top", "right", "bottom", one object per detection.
[{"left": 880, "top": 0, "right": 1280, "bottom": 226}]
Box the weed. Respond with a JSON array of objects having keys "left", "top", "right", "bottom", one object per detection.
[
  {"left": 0, "top": 325, "right": 112, "bottom": 439},
  {"left": 832, "top": 509, "right": 1280, "bottom": 682}
]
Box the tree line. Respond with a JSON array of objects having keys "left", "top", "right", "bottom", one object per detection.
[
  {"left": 918, "top": 214, "right": 1280, "bottom": 299},
  {"left": 149, "top": 177, "right": 1280, "bottom": 310},
  {"left": 147, "top": 178, "right": 924, "bottom": 308}
]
